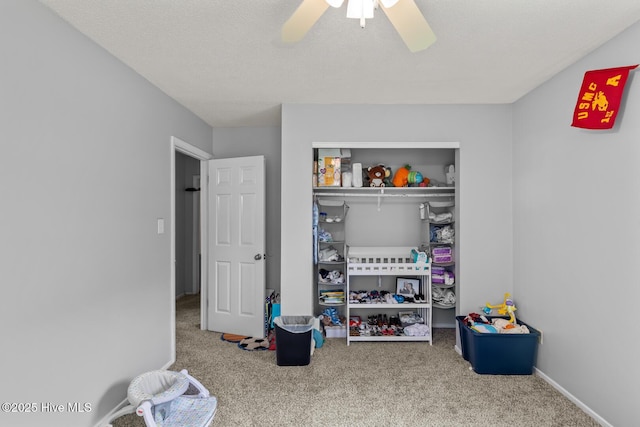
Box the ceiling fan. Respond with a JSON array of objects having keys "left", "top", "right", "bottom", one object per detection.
[{"left": 282, "top": 0, "right": 436, "bottom": 53}]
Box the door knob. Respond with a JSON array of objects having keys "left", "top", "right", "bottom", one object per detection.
[{"left": 254, "top": 254, "right": 263, "bottom": 260}]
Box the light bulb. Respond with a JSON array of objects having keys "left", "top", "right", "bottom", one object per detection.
[{"left": 347, "top": 0, "right": 374, "bottom": 19}]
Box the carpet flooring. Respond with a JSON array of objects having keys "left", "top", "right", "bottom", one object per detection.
[{"left": 111, "top": 295, "right": 599, "bottom": 427}]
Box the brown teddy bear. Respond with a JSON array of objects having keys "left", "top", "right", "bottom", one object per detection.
[{"left": 367, "top": 165, "right": 389, "bottom": 187}]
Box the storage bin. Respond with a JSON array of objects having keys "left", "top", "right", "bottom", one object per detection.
[
  {"left": 324, "top": 325, "right": 346, "bottom": 338},
  {"left": 274, "top": 316, "right": 314, "bottom": 366},
  {"left": 456, "top": 316, "right": 541, "bottom": 375}
]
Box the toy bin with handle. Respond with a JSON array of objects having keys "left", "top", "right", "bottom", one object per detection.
[{"left": 456, "top": 316, "right": 541, "bottom": 375}]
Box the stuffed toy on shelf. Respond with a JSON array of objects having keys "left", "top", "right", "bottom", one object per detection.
[
  {"left": 393, "top": 164, "right": 429, "bottom": 187},
  {"left": 366, "top": 164, "right": 391, "bottom": 187}
]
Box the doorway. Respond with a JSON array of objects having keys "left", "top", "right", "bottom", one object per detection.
[
  {"left": 170, "top": 136, "right": 213, "bottom": 361},
  {"left": 175, "top": 151, "right": 201, "bottom": 300}
]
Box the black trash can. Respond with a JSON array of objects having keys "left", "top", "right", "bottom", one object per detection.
[{"left": 274, "top": 316, "right": 314, "bottom": 366}]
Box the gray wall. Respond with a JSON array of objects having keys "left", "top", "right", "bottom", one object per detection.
[
  {"left": 281, "top": 105, "right": 514, "bottom": 319},
  {"left": 5, "top": 0, "right": 637, "bottom": 425},
  {"left": 0, "top": 1, "right": 212, "bottom": 426},
  {"left": 211, "top": 127, "right": 282, "bottom": 293},
  {"left": 513, "top": 21, "right": 640, "bottom": 427}
]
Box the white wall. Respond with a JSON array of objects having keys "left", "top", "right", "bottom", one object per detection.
[
  {"left": 211, "top": 127, "right": 282, "bottom": 293},
  {"left": 0, "top": 2, "right": 212, "bottom": 426},
  {"left": 513, "top": 21, "right": 640, "bottom": 427},
  {"left": 281, "top": 105, "right": 514, "bottom": 318}
]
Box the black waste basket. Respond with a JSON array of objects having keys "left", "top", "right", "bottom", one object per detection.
[{"left": 274, "top": 316, "right": 314, "bottom": 366}]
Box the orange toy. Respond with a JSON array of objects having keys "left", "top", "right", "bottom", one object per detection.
[{"left": 392, "top": 165, "right": 411, "bottom": 187}]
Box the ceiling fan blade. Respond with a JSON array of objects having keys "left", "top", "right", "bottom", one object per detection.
[
  {"left": 380, "top": 0, "right": 436, "bottom": 52},
  {"left": 282, "top": 0, "right": 330, "bottom": 43}
]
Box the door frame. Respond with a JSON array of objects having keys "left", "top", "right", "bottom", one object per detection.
[
  {"left": 191, "top": 174, "right": 201, "bottom": 295},
  {"left": 170, "top": 136, "right": 213, "bottom": 361}
]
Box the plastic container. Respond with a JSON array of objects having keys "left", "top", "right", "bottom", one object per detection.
[
  {"left": 274, "top": 316, "right": 314, "bottom": 366},
  {"left": 456, "top": 316, "right": 541, "bottom": 375},
  {"left": 324, "top": 325, "right": 346, "bottom": 338}
]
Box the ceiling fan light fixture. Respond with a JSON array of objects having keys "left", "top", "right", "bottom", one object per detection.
[
  {"left": 282, "top": 0, "right": 436, "bottom": 52},
  {"left": 347, "top": 0, "right": 374, "bottom": 27},
  {"left": 325, "top": 0, "right": 345, "bottom": 7}
]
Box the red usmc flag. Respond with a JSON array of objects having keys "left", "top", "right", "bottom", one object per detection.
[{"left": 571, "top": 64, "right": 637, "bottom": 130}]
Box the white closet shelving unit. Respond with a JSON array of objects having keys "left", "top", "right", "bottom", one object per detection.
[
  {"left": 316, "top": 199, "right": 348, "bottom": 312},
  {"left": 312, "top": 142, "right": 460, "bottom": 334},
  {"left": 422, "top": 200, "right": 457, "bottom": 311},
  {"left": 346, "top": 246, "right": 432, "bottom": 344}
]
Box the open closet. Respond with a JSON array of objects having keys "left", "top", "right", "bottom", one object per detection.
[{"left": 312, "top": 142, "right": 459, "bottom": 343}]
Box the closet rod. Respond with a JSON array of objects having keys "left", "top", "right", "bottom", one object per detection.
[{"left": 313, "top": 192, "right": 454, "bottom": 198}]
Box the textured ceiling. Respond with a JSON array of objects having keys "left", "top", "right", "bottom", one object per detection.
[{"left": 39, "top": 0, "right": 640, "bottom": 128}]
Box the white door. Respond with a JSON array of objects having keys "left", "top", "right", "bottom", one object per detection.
[{"left": 207, "top": 156, "right": 266, "bottom": 338}]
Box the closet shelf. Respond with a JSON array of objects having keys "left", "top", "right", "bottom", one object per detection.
[
  {"left": 348, "top": 302, "right": 431, "bottom": 309},
  {"left": 348, "top": 335, "right": 431, "bottom": 342},
  {"left": 432, "top": 302, "right": 455, "bottom": 309},
  {"left": 432, "top": 284, "right": 455, "bottom": 290},
  {"left": 313, "top": 186, "right": 454, "bottom": 198},
  {"left": 432, "top": 262, "right": 455, "bottom": 268}
]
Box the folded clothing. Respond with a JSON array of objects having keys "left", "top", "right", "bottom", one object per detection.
[
  {"left": 432, "top": 287, "right": 456, "bottom": 305},
  {"left": 432, "top": 270, "right": 455, "bottom": 285},
  {"left": 404, "top": 323, "right": 430, "bottom": 337}
]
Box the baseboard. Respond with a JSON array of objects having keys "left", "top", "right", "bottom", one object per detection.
[
  {"left": 433, "top": 322, "right": 456, "bottom": 328},
  {"left": 454, "top": 344, "right": 462, "bottom": 356},
  {"left": 94, "top": 397, "right": 129, "bottom": 427},
  {"left": 534, "top": 368, "right": 612, "bottom": 427},
  {"left": 452, "top": 350, "right": 610, "bottom": 426},
  {"left": 94, "top": 359, "right": 176, "bottom": 427}
]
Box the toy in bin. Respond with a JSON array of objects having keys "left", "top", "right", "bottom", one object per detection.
[{"left": 484, "top": 292, "right": 517, "bottom": 324}]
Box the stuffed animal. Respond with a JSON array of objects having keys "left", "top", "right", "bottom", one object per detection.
[
  {"left": 407, "top": 170, "right": 423, "bottom": 186},
  {"left": 392, "top": 165, "right": 412, "bottom": 187},
  {"left": 418, "top": 177, "right": 430, "bottom": 187},
  {"left": 383, "top": 167, "right": 393, "bottom": 186},
  {"left": 393, "top": 164, "right": 429, "bottom": 187},
  {"left": 367, "top": 164, "right": 389, "bottom": 187}
]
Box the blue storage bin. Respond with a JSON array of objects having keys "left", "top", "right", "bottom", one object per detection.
[{"left": 456, "top": 316, "right": 541, "bottom": 375}]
